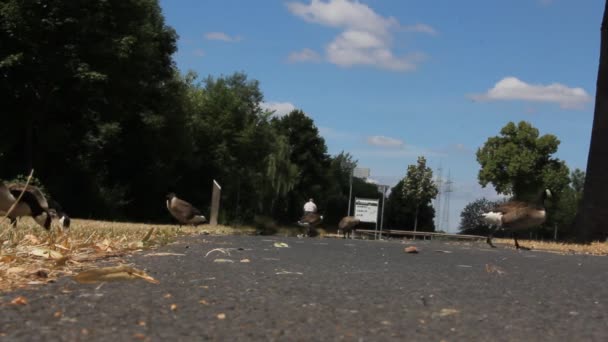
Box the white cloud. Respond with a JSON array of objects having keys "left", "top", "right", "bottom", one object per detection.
[
  {"left": 402, "top": 23, "right": 438, "bottom": 35},
  {"left": 205, "top": 32, "right": 242, "bottom": 42},
  {"left": 353, "top": 147, "right": 446, "bottom": 159},
  {"left": 287, "top": 0, "right": 397, "bottom": 35},
  {"left": 469, "top": 77, "right": 592, "bottom": 109},
  {"left": 326, "top": 31, "right": 424, "bottom": 71},
  {"left": 193, "top": 49, "right": 205, "bottom": 57},
  {"left": 260, "top": 102, "right": 297, "bottom": 117},
  {"left": 286, "top": 0, "right": 435, "bottom": 72},
  {"left": 365, "top": 177, "right": 379, "bottom": 184},
  {"left": 318, "top": 126, "right": 356, "bottom": 140},
  {"left": 366, "top": 135, "right": 404, "bottom": 148},
  {"left": 288, "top": 48, "right": 322, "bottom": 63}
]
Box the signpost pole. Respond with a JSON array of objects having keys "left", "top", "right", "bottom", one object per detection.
[
  {"left": 380, "top": 185, "right": 387, "bottom": 239},
  {"left": 347, "top": 172, "right": 353, "bottom": 216},
  {"left": 375, "top": 220, "right": 378, "bottom": 240}
]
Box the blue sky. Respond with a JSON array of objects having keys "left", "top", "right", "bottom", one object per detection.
[{"left": 159, "top": 0, "right": 603, "bottom": 232}]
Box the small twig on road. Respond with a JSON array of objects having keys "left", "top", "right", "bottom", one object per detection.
[{"left": 205, "top": 248, "right": 231, "bottom": 258}]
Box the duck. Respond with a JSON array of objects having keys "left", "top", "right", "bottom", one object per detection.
[
  {"left": 0, "top": 181, "right": 52, "bottom": 230},
  {"left": 338, "top": 216, "right": 360, "bottom": 239},
  {"left": 482, "top": 189, "right": 552, "bottom": 250},
  {"left": 166, "top": 193, "right": 207, "bottom": 226}
]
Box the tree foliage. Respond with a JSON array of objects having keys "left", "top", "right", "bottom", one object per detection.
[
  {"left": 476, "top": 121, "right": 570, "bottom": 201},
  {"left": 400, "top": 156, "right": 438, "bottom": 231},
  {"left": 545, "top": 168, "right": 585, "bottom": 240},
  {"left": 458, "top": 198, "right": 503, "bottom": 236},
  {"left": 385, "top": 179, "right": 435, "bottom": 232},
  {"left": 271, "top": 110, "right": 332, "bottom": 221}
]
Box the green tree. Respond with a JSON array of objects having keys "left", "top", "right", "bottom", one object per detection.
[
  {"left": 272, "top": 110, "right": 331, "bottom": 221},
  {"left": 322, "top": 152, "right": 357, "bottom": 224},
  {"left": 1, "top": 0, "right": 186, "bottom": 219},
  {"left": 476, "top": 121, "right": 570, "bottom": 201},
  {"left": 385, "top": 179, "right": 435, "bottom": 232},
  {"left": 570, "top": 168, "right": 586, "bottom": 196},
  {"left": 576, "top": 0, "right": 608, "bottom": 242},
  {"left": 546, "top": 168, "right": 585, "bottom": 240},
  {"left": 401, "top": 156, "right": 438, "bottom": 231},
  {"left": 458, "top": 198, "right": 503, "bottom": 236},
  {"left": 181, "top": 72, "right": 275, "bottom": 223},
  {"left": 263, "top": 134, "right": 300, "bottom": 216}
]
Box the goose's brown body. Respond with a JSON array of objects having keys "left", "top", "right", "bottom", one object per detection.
[
  {"left": 0, "top": 182, "right": 51, "bottom": 230},
  {"left": 482, "top": 189, "right": 551, "bottom": 250},
  {"left": 166, "top": 193, "right": 207, "bottom": 226},
  {"left": 338, "top": 216, "right": 360, "bottom": 239}
]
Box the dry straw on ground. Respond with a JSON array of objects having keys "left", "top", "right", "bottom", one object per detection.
[
  {"left": 0, "top": 218, "right": 254, "bottom": 292},
  {"left": 492, "top": 238, "right": 608, "bottom": 255}
]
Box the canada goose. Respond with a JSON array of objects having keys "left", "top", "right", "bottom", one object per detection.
[
  {"left": 298, "top": 212, "right": 323, "bottom": 237},
  {"left": 338, "top": 216, "right": 360, "bottom": 239},
  {"left": 9, "top": 184, "right": 70, "bottom": 229},
  {"left": 0, "top": 181, "right": 52, "bottom": 230},
  {"left": 166, "top": 193, "right": 207, "bottom": 226},
  {"left": 482, "top": 189, "right": 552, "bottom": 250}
]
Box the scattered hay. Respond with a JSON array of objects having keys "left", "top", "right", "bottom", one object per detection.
[
  {"left": 73, "top": 265, "right": 159, "bottom": 284},
  {"left": 493, "top": 238, "right": 608, "bottom": 255},
  {"left": 0, "top": 218, "right": 253, "bottom": 292}
]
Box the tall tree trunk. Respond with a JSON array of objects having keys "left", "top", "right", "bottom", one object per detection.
[{"left": 576, "top": 0, "right": 608, "bottom": 242}]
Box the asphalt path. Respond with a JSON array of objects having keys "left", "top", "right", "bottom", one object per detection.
[{"left": 1, "top": 234, "right": 608, "bottom": 341}]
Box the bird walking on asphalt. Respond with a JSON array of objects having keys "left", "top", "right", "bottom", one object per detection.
[
  {"left": 482, "top": 189, "right": 552, "bottom": 250},
  {"left": 298, "top": 212, "right": 323, "bottom": 237},
  {"left": 338, "top": 216, "right": 360, "bottom": 239},
  {"left": 166, "top": 193, "right": 207, "bottom": 226}
]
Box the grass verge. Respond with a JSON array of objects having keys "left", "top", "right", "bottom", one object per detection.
[
  {"left": 0, "top": 218, "right": 255, "bottom": 292},
  {"left": 493, "top": 238, "right": 608, "bottom": 255}
]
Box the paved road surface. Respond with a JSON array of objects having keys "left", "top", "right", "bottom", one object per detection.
[{"left": 1, "top": 235, "right": 607, "bottom": 341}]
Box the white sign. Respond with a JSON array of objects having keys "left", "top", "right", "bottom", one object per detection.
[{"left": 354, "top": 197, "right": 379, "bottom": 223}]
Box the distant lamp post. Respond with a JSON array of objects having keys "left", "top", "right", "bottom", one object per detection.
[{"left": 347, "top": 167, "right": 370, "bottom": 216}]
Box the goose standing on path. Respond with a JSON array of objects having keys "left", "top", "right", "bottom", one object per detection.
[
  {"left": 482, "top": 189, "right": 552, "bottom": 250},
  {"left": 338, "top": 216, "right": 360, "bottom": 239},
  {"left": 166, "top": 193, "right": 207, "bottom": 226},
  {"left": 0, "top": 181, "right": 52, "bottom": 230},
  {"left": 298, "top": 212, "right": 323, "bottom": 237}
]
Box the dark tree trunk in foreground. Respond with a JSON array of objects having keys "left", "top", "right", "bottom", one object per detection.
[{"left": 577, "top": 0, "right": 608, "bottom": 242}]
